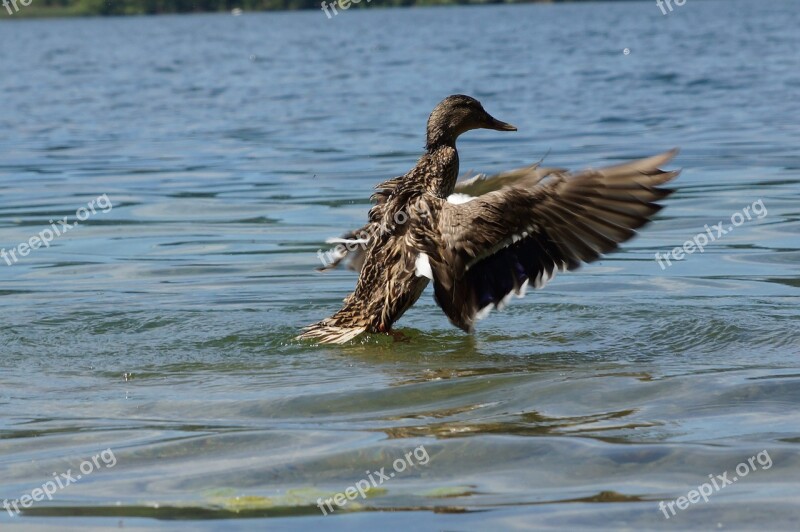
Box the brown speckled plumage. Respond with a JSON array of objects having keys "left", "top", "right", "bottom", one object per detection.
[{"left": 298, "top": 95, "right": 679, "bottom": 344}]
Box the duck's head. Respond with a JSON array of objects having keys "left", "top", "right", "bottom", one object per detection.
[{"left": 426, "top": 94, "right": 516, "bottom": 150}]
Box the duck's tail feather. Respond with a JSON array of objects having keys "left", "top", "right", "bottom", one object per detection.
[
  {"left": 296, "top": 322, "right": 368, "bottom": 344},
  {"left": 298, "top": 300, "right": 373, "bottom": 344}
]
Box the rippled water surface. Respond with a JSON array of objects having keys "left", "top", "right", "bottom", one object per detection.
[{"left": 1, "top": 0, "right": 799, "bottom": 529}]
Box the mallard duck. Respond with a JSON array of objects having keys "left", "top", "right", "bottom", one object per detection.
[{"left": 298, "top": 95, "right": 679, "bottom": 344}]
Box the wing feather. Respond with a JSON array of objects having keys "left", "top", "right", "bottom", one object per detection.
[{"left": 422, "top": 149, "right": 680, "bottom": 332}]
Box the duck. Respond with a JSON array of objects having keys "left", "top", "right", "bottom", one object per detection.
[{"left": 298, "top": 94, "right": 679, "bottom": 344}]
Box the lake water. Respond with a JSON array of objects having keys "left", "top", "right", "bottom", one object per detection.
[{"left": 1, "top": 0, "right": 799, "bottom": 529}]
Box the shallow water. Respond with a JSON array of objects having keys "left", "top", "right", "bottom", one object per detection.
[{"left": 1, "top": 0, "right": 799, "bottom": 529}]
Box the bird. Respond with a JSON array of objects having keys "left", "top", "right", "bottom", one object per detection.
[{"left": 298, "top": 95, "right": 679, "bottom": 344}]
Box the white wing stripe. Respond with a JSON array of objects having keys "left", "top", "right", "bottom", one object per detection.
[
  {"left": 326, "top": 237, "right": 370, "bottom": 245},
  {"left": 414, "top": 253, "right": 433, "bottom": 279},
  {"left": 447, "top": 193, "right": 476, "bottom": 205}
]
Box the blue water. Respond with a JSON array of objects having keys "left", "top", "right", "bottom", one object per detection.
[{"left": 1, "top": 0, "right": 799, "bottom": 528}]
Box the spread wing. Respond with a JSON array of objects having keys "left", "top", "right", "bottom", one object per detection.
[
  {"left": 318, "top": 164, "right": 565, "bottom": 272},
  {"left": 421, "top": 149, "right": 680, "bottom": 332},
  {"left": 453, "top": 163, "right": 566, "bottom": 198}
]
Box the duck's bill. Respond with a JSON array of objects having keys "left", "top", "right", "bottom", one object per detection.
[{"left": 487, "top": 117, "right": 517, "bottom": 131}]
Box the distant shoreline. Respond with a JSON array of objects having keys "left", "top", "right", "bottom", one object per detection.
[{"left": 2, "top": 0, "right": 640, "bottom": 19}]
